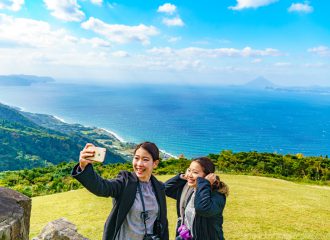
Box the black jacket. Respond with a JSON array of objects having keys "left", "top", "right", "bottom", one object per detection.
[
  {"left": 165, "top": 174, "right": 226, "bottom": 240},
  {"left": 72, "top": 164, "right": 169, "bottom": 240}
]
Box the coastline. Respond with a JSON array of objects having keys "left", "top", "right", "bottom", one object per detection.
[
  {"left": 53, "top": 116, "right": 177, "bottom": 159},
  {"left": 13, "top": 104, "right": 178, "bottom": 160},
  {"left": 159, "top": 148, "right": 177, "bottom": 159},
  {"left": 100, "top": 128, "right": 126, "bottom": 143},
  {"left": 0, "top": 101, "right": 26, "bottom": 112},
  {"left": 53, "top": 115, "right": 68, "bottom": 124}
]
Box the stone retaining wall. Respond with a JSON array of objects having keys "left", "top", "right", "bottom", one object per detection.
[
  {"left": 0, "top": 188, "right": 89, "bottom": 240},
  {"left": 0, "top": 187, "right": 31, "bottom": 240}
]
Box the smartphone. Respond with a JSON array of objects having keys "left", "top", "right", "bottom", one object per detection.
[{"left": 86, "top": 146, "right": 106, "bottom": 163}]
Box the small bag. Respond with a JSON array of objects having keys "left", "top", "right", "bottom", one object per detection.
[{"left": 177, "top": 224, "right": 192, "bottom": 240}]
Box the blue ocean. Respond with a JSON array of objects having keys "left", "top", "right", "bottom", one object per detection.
[{"left": 1, "top": 83, "right": 330, "bottom": 158}]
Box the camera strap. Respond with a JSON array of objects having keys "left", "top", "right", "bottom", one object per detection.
[
  {"left": 137, "top": 180, "right": 162, "bottom": 238},
  {"left": 138, "top": 181, "right": 149, "bottom": 236}
]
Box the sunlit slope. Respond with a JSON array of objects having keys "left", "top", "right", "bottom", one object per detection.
[{"left": 31, "top": 174, "right": 330, "bottom": 240}]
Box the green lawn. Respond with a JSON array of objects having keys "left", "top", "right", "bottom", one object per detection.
[{"left": 30, "top": 174, "right": 330, "bottom": 240}]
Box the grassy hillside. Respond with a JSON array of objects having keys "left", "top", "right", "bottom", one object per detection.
[{"left": 30, "top": 174, "right": 330, "bottom": 240}]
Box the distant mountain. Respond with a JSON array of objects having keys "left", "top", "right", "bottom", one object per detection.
[
  {"left": 243, "top": 76, "right": 276, "bottom": 89},
  {"left": 0, "top": 103, "right": 127, "bottom": 171},
  {"left": 0, "top": 74, "right": 55, "bottom": 86}
]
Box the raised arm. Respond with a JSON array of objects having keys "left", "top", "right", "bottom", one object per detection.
[
  {"left": 72, "top": 164, "right": 125, "bottom": 198},
  {"left": 164, "top": 174, "right": 187, "bottom": 199},
  {"left": 194, "top": 177, "right": 226, "bottom": 217}
]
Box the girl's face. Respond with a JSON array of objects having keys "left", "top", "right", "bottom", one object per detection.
[
  {"left": 185, "top": 161, "right": 205, "bottom": 187},
  {"left": 133, "top": 147, "right": 159, "bottom": 182}
]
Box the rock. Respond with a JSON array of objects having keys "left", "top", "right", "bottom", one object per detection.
[
  {"left": 0, "top": 188, "right": 87, "bottom": 240},
  {"left": 32, "top": 218, "right": 89, "bottom": 240},
  {"left": 0, "top": 187, "right": 31, "bottom": 240}
]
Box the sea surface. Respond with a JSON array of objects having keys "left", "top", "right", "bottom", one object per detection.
[{"left": 1, "top": 83, "right": 330, "bottom": 158}]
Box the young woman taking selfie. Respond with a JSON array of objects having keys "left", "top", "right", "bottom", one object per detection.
[
  {"left": 72, "top": 142, "right": 169, "bottom": 240},
  {"left": 165, "top": 157, "right": 229, "bottom": 240}
]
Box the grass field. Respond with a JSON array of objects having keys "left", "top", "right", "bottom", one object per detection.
[{"left": 30, "top": 174, "right": 330, "bottom": 240}]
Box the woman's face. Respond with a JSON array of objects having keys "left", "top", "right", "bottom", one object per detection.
[
  {"left": 185, "top": 161, "right": 205, "bottom": 187},
  {"left": 133, "top": 147, "right": 159, "bottom": 182}
]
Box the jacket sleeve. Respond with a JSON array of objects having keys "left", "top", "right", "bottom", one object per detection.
[
  {"left": 194, "top": 177, "right": 226, "bottom": 217},
  {"left": 164, "top": 174, "right": 186, "bottom": 199},
  {"left": 72, "top": 163, "right": 125, "bottom": 198}
]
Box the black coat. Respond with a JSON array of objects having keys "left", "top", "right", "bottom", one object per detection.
[
  {"left": 72, "top": 164, "right": 169, "bottom": 240},
  {"left": 165, "top": 174, "right": 226, "bottom": 240}
]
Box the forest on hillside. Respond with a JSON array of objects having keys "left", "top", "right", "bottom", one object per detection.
[
  {"left": 0, "top": 103, "right": 129, "bottom": 171},
  {"left": 1, "top": 151, "right": 329, "bottom": 197}
]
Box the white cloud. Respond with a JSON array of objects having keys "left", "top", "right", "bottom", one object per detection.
[
  {"left": 2, "top": 12, "right": 322, "bottom": 85},
  {"left": 0, "top": 13, "right": 76, "bottom": 48},
  {"left": 229, "top": 0, "right": 278, "bottom": 10},
  {"left": 81, "top": 17, "right": 158, "bottom": 45},
  {"left": 288, "top": 2, "right": 313, "bottom": 13},
  {"left": 91, "top": 0, "right": 102, "bottom": 6},
  {"left": 158, "top": 3, "right": 184, "bottom": 27},
  {"left": 138, "top": 46, "right": 281, "bottom": 73},
  {"left": 157, "top": 3, "right": 176, "bottom": 15},
  {"left": 112, "top": 51, "right": 129, "bottom": 57},
  {"left": 308, "top": 46, "right": 330, "bottom": 57},
  {"left": 135, "top": 55, "right": 202, "bottom": 72},
  {"left": 0, "top": 13, "right": 117, "bottom": 75},
  {"left": 0, "top": 0, "right": 24, "bottom": 11},
  {"left": 162, "top": 17, "right": 184, "bottom": 27},
  {"left": 44, "top": 0, "right": 85, "bottom": 22},
  {"left": 80, "top": 37, "right": 111, "bottom": 48},
  {"left": 147, "top": 47, "right": 281, "bottom": 59}
]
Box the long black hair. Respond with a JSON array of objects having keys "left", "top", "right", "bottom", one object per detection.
[{"left": 193, "top": 157, "right": 229, "bottom": 196}]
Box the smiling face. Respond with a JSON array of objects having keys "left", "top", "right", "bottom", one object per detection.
[
  {"left": 185, "top": 161, "right": 206, "bottom": 188},
  {"left": 133, "top": 147, "right": 159, "bottom": 182}
]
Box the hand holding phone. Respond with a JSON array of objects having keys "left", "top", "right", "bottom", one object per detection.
[
  {"left": 86, "top": 146, "right": 106, "bottom": 163},
  {"left": 79, "top": 143, "right": 106, "bottom": 170}
]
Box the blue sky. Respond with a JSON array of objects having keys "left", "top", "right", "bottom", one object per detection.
[{"left": 0, "top": 0, "right": 329, "bottom": 86}]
